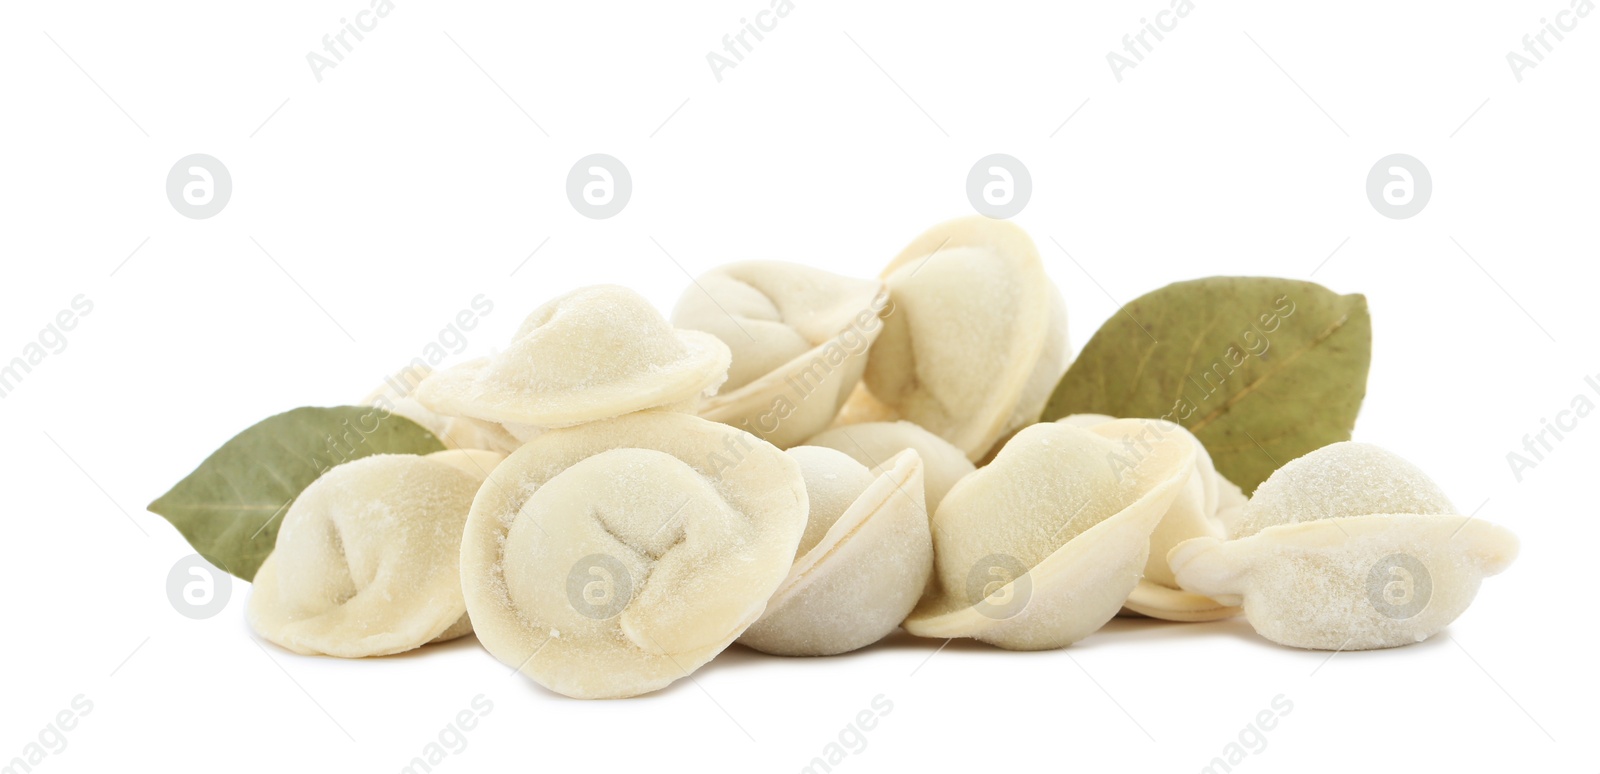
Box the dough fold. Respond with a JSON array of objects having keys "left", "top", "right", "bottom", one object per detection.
[
  {"left": 249, "top": 450, "right": 502, "bottom": 658},
  {"left": 740, "top": 447, "right": 933, "bottom": 656},
  {"left": 460, "top": 411, "right": 807, "bottom": 699},
  {"left": 672, "top": 261, "right": 887, "bottom": 449},
  {"left": 904, "top": 418, "right": 1196, "bottom": 649},
  {"left": 1171, "top": 442, "right": 1519, "bottom": 650},
  {"left": 416, "top": 285, "right": 730, "bottom": 430},
  {"left": 862, "top": 217, "right": 1071, "bottom": 461}
]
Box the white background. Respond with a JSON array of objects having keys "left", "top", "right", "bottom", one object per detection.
[{"left": 2, "top": 1, "right": 1595, "bottom": 772}]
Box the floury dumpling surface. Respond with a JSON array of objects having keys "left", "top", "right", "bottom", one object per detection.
[
  {"left": 739, "top": 446, "right": 932, "bottom": 656},
  {"left": 248, "top": 451, "right": 502, "bottom": 658},
  {"left": 1229, "top": 441, "right": 1457, "bottom": 537},
  {"left": 672, "top": 261, "right": 888, "bottom": 449},
  {"left": 415, "top": 285, "right": 731, "bottom": 429},
  {"left": 460, "top": 412, "right": 807, "bottom": 699},
  {"left": 1171, "top": 443, "right": 1519, "bottom": 650},
  {"left": 862, "top": 217, "right": 1071, "bottom": 462},
  {"left": 904, "top": 419, "right": 1196, "bottom": 650},
  {"left": 803, "top": 421, "right": 975, "bottom": 513}
]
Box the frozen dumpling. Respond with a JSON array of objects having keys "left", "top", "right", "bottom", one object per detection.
[
  {"left": 672, "top": 261, "right": 887, "bottom": 449},
  {"left": 248, "top": 450, "right": 503, "bottom": 658},
  {"left": 861, "top": 217, "right": 1071, "bottom": 461},
  {"left": 415, "top": 285, "right": 731, "bottom": 430},
  {"left": 740, "top": 447, "right": 932, "bottom": 656},
  {"left": 460, "top": 411, "right": 806, "bottom": 699},
  {"left": 1170, "top": 442, "right": 1519, "bottom": 650},
  {"left": 903, "top": 418, "right": 1196, "bottom": 649},
  {"left": 803, "top": 420, "right": 975, "bottom": 512}
]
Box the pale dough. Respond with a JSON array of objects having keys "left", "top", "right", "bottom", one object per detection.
[
  {"left": 1170, "top": 442, "right": 1519, "bottom": 650},
  {"left": 460, "top": 411, "right": 807, "bottom": 699},
  {"left": 248, "top": 450, "right": 501, "bottom": 658},
  {"left": 903, "top": 418, "right": 1196, "bottom": 649},
  {"left": 1059, "top": 414, "right": 1245, "bottom": 622},
  {"left": 863, "top": 217, "right": 1071, "bottom": 461},
  {"left": 672, "top": 261, "right": 886, "bottom": 449},
  {"left": 803, "top": 420, "right": 975, "bottom": 512},
  {"left": 362, "top": 364, "right": 523, "bottom": 454},
  {"left": 415, "top": 285, "right": 730, "bottom": 429},
  {"left": 740, "top": 447, "right": 932, "bottom": 656}
]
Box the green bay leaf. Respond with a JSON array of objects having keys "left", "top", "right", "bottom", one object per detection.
[
  {"left": 148, "top": 406, "right": 446, "bottom": 581},
  {"left": 1041, "top": 277, "right": 1371, "bottom": 493}
]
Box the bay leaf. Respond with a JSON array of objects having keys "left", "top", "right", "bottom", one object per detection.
[
  {"left": 1041, "top": 277, "right": 1370, "bottom": 493},
  {"left": 148, "top": 406, "right": 446, "bottom": 581}
]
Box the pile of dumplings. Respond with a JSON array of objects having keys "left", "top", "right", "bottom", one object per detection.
[{"left": 246, "top": 217, "right": 1519, "bottom": 699}]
